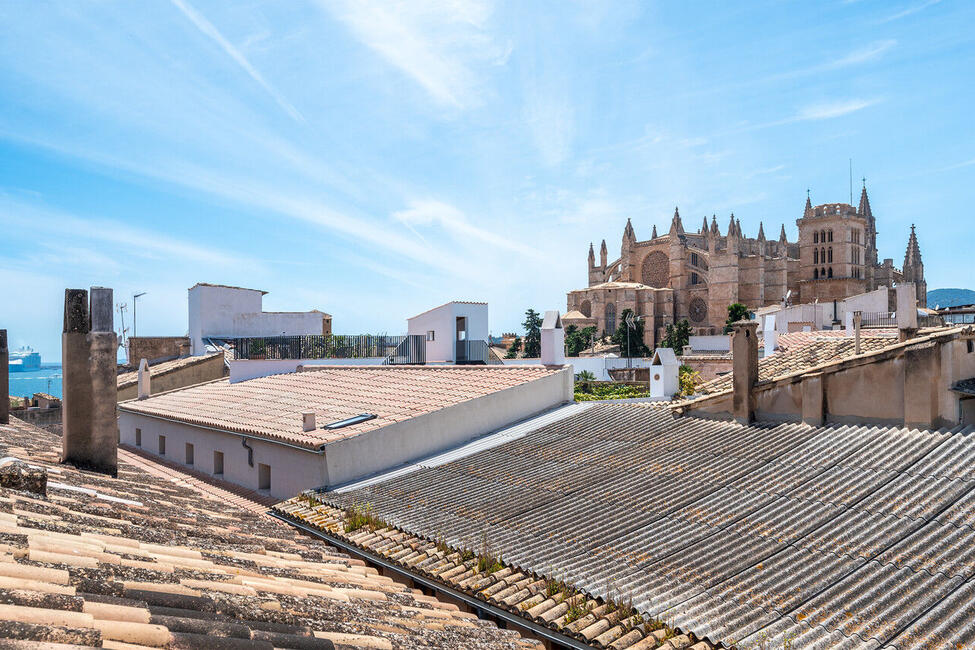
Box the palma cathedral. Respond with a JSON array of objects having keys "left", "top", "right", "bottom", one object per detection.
[{"left": 564, "top": 184, "right": 926, "bottom": 348}]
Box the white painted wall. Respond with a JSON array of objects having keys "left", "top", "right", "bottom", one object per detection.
[
  {"left": 119, "top": 411, "right": 326, "bottom": 500},
  {"left": 228, "top": 358, "right": 385, "bottom": 383},
  {"left": 689, "top": 335, "right": 731, "bottom": 352},
  {"left": 189, "top": 284, "right": 327, "bottom": 355},
  {"left": 407, "top": 302, "right": 489, "bottom": 363},
  {"left": 503, "top": 356, "right": 655, "bottom": 381}
]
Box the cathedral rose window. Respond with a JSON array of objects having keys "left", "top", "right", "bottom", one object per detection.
[
  {"left": 641, "top": 251, "right": 670, "bottom": 288},
  {"left": 689, "top": 297, "right": 708, "bottom": 324}
]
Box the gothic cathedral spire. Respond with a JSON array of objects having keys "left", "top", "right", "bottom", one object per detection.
[{"left": 903, "top": 225, "right": 927, "bottom": 308}]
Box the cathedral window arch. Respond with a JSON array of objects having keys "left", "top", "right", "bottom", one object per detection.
[
  {"left": 821, "top": 247, "right": 826, "bottom": 263},
  {"left": 604, "top": 302, "right": 617, "bottom": 334},
  {"left": 814, "top": 232, "right": 819, "bottom": 244},
  {"left": 821, "top": 267, "right": 826, "bottom": 278},
  {"left": 827, "top": 267, "right": 833, "bottom": 278},
  {"left": 820, "top": 229, "right": 826, "bottom": 242},
  {"left": 814, "top": 249, "right": 819, "bottom": 264},
  {"left": 828, "top": 229, "right": 833, "bottom": 242},
  {"left": 580, "top": 299, "right": 592, "bottom": 318},
  {"left": 828, "top": 247, "right": 833, "bottom": 263},
  {"left": 814, "top": 268, "right": 819, "bottom": 279}
]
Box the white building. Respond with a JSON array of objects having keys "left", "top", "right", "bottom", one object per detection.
[
  {"left": 188, "top": 283, "right": 331, "bottom": 355},
  {"left": 407, "top": 301, "right": 489, "bottom": 363},
  {"left": 119, "top": 365, "right": 571, "bottom": 498}
]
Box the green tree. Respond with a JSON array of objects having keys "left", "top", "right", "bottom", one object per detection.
[
  {"left": 565, "top": 325, "right": 597, "bottom": 357},
  {"left": 610, "top": 309, "right": 650, "bottom": 357},
  {"left": 661, "top": 319, "right": 691, "bottom": 352},
  {"left": 504, "top": 336, "right": 522, "bottom": 359},
  {"left": 522, "top": 309, "right": 543, "bottom": 358},
  {"left": 724, "top": 302, "right": 751, "bottom": 333}
]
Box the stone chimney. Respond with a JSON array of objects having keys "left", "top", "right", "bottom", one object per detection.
[
  {"left": 731, "top": 320, "right": 759, "bottom": 424},
  {"left": 0, "top": 329, "right": 8, "bottom": 425},
  {"left": 302, "top": 411, "right": 316, "bottom": 432},
  {"left": 137, "top": 359, "right": 151, "bottom": 400},
  {"left": 62, "top": 288, "right": 118, "bottom": 476}
]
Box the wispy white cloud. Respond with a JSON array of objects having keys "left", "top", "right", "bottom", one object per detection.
[
  {"left": 796, "top": 98, "right": 878, "bottom": 121},
  {"left": 393, "top": 199, "right": 540, "bottom": 258},
  {"left": 170, "top": 0, "right": 305, "bottom": 122},
  {"left": 321, "top": 0, "right": 507, "bottom": 109},
  {"left": 0, "top": 196, "right": 240, "bottom": 268},
  {"left": 880, "top": 0, "right": 943, "bottom": 23}
]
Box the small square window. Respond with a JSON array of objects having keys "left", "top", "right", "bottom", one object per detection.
[
  {"left": 135, "top": 428, "right": 142, "bottom": 447},
  {"left": 185, "top": 443, "right": 194, "bottom": 465},
  {"left": 426, "top": 330, "right": 435, "bottom": 342},
  {"left": 213, "top": 450, "right": 224, "bottom": 475},
  {"left": 258, "top": 463, "right": 271, "bottom": 491},
  {"left": 158, "top": 435, "right": 166, "bottom": 455}
]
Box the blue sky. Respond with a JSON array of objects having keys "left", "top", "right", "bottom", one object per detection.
[{"left": 1, "top": 0, "right": 973, "bottom": 360}]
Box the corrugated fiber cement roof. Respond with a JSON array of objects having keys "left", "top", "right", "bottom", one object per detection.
[{"left": 322, "top": 404, "right": 975, "bottom": 649}]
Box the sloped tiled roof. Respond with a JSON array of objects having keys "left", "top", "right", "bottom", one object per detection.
[
  {"left": 694, "top": 333, "right": 899, "bottom": 396},
  {"left": 278, "top": 404, "right": 975, "bottom": 649},
  {"left": 119, "top": 366, "right": 563, "bottom": 449},
  {"left": 0, "top": 416, "right": 539, "bottom": 649},
  {"left": 117, "top": 353, "right": 223, "bottom": 390}
]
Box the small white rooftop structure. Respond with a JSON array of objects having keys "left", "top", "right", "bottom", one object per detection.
[
  {"left": 541, "top": 310, "right": 565, "bottom": 366},
  {"left": 188, "top": 283, "right": 331, "bottom": 355},
  {"left": 649, "top": 347, "right": 679, "bottom": 399},
  {"left": 406, "top": 301, "right": 489, "bottom": 364}
]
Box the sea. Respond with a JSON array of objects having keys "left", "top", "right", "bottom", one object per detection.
[{"left": 8, "top": 364, "right": 63, "bottom": 399}]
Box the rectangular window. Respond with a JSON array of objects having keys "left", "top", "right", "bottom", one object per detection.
[
  {"left": 426, "top": 330, "right": 435, "bottom": 341},
  {"left": 185, "top": 443, "right": 194, "bottom": 465},
  {"left": 213, "top": 450, "right": 224, "bottom": 475},
  {"left": 691, "top": 252, "right": 698, "bottom": 267},
  {"left": 158, "top": 435, "right": 166, "bottom": 455},
  {"left": 135, "top": 428, "right": 142, "bottom": 447},
  {"left": 258, "top": 463, "right": 271, "bottom": 491}
]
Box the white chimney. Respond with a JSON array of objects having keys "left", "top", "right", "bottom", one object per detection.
[
  {"left": 137, "top": 358, "right": 151, "bottom": 400},
  {"left": 302, "top": 411, "right": 316, "bottom": 432},
  {"left": 540, "top": 310, "right": 565, "bottom": 366}
]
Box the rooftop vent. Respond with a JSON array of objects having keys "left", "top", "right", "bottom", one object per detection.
[{"left": 324, "top": 413, "right": 377, "bottom": 430}]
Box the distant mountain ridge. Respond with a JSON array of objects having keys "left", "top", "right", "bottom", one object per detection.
[{"left": 928, "top": 288, "right": 975, "bottom": 308}]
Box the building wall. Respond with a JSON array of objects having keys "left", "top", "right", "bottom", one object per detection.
[
  {"left": 407, "top": 302, "right": 489, "bottom": 363},
  {"left": 120, "top": 366, "right": 573, "bottom": 494},
  {"left": 189, "top": 285, "right": 264, "bottom": 354},
  {"left": 118, "top": 354, "right": 227, "bottom": 400},
  {"left": 118, "top": 412, "right": 327, "bottom": 500},
  {"left": 231, "top": 311, "right": 330, "bottom": 338},
  {"left": 128, "top": 337, "right": 190, "bottom": 364}
]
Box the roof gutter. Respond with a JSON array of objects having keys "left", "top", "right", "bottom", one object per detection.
[
  {"left": 118, "top": 409, "right": 327, "bottom": 454},
  {"left": 267, "top": 511, "right": 594, "bottom": 650}
]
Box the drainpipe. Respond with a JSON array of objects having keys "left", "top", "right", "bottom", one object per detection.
[{"left": 241, "top": 437, "right": 254, "bottom": 467}]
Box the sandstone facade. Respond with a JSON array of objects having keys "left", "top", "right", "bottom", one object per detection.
[{"left": 566, "top": 186, "right": 926, "bottom": 348}]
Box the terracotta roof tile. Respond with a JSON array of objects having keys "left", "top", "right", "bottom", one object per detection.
[
  {"left": 119, "top": 366, "right": 563, "bottom": 449},
  {"left": 0, "top": 416, "right": 538, "bottom": 649}
]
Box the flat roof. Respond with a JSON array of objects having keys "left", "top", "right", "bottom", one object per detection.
[
  {"left": 119, "top": 365, "right": 562, "bottom": 449},
  {"left": 407, "top": 300, "right": 487, "bottom": 321}
]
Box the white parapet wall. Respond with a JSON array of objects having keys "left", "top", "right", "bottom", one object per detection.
[{"left": 503, "top": 356, "right": 655, "bottom": 381}]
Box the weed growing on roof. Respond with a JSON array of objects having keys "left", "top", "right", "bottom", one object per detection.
[
  {"left": 303, "top": 492, "right": 322, "bottom": 508},
  {"left": 460, "top": 548, "right": 475, "bottom": 562},
  {"left": 544, "top": 577, "right": 566, "bottom": 598},
  {"left": 563, "top": 596, "right": 593, "bottom": 624},
  {"left": 343, "top": 502, "right": 383, "bottom": 533},
  {"left": 474, "top": 532, "right": 503, "bottom": 574}
]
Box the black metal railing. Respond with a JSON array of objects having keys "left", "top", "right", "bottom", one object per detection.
[
  {"left": 231, "top": 334, "right": 425, "bottom": 364},
  {"left": 858, "top": 311, "right": 896, "bottom": 328},
  {"left": 455, "top": 339, "right": 489, "bottom": 365}
]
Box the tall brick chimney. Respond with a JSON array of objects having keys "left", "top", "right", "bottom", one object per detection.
[
  {"left": 0, "top": 329, "right": 8, "bottom": 425},
  {"left": 731, "top": 320, "right": 759, "bottom": 424},
  {"left": 61, "top": 288, "right": 118, "bottom": 476}
]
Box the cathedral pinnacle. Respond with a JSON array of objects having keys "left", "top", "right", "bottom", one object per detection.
[
  {"left": 710, "top": 215, "right": 719, "bottom": 236},
  {"left": 779, "top": 223, "right": 788, "bottom": 244},
  {"left": 701, "top": 216, "right": 709, "bottom": 234},
  {"left": 904, "top": 224, "right": 922, "bottom": 267},
  {"left": 858, "top": 182, "right": 873, "bottom": 219},
  {"left": 670, "top": 207, "right": 684, "bottom": 235},
  {"left": 652, "top": 224, "right": 658, "bottom": 238},
  {"left": 804, "top": 190, "right": 813, "bottom": 218},
  {"left": 757, "top": 221, "right": 765, "bottom": 241},
  {"left": 727, "top": 213, "right": 737, "bottom": 238}
]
